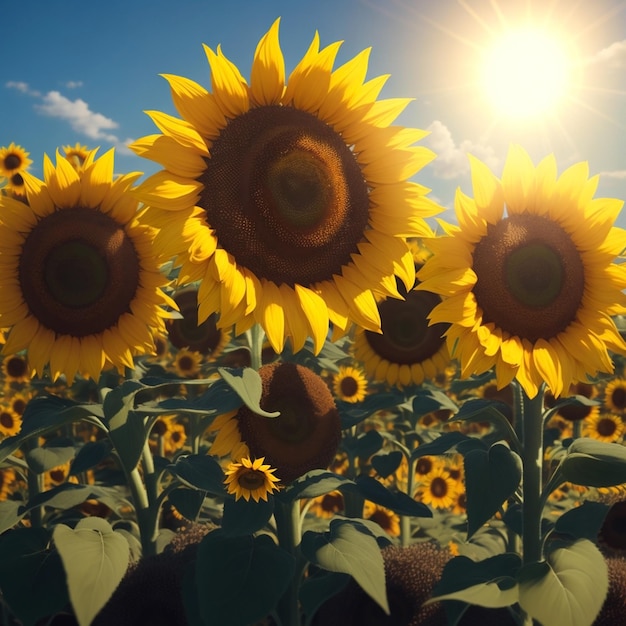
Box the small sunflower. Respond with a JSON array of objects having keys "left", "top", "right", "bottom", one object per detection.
[
  {"left": 172, "top": 347, "right": 202, "bottom": 378},
  {"left": 353, "top": 281, "right": 451, "bottom": 389},
  {"left": 0, "top": 406, "right": 21, "bottom": 436},
  {"left": 62, "top": 143, "right": 92, "bottom": 171},
  {"left": 416, "top": 467, "right": 459, "bottom": 510},
  {"left": 7, "top": 391, "right": 30, "bottom": 415},
  {"left": 1, "top": 353, "right": 31, "bottom": 383},
  {"left": 417, "top": 145, "right": 626, "bottom": 399},
  {"left": 332, "top": 365, "right": 368, "bottom": 403},
  {"left": 3, "top": 172, "right": 27, "bottom": 198},
  {"left": 214, "top": 362, "right": 341, "bottom": 483},
  {"left": 0, "top": 468, "right": 18, "bottom": 501},
  {"left": 363, "top": 501, "right": 400, "bottom": 537},
  {"left": 0, "top": 149, "right": 176, "bottom": 382},
  {"left": 414, "top": 455, "right": 443, "bottom": 481},
  {"left": 583, "top": 413, "right": 625, "bottom": 443},
  {"left": 307, "top": 490, "right": 345, "bottom": 519},
  {"left": 166, "top": 287, "right": 230, "bottom": 358},
  {"left": 605, "top": 379, "right": 626, "bottom": 414},
  {"left": 224, "top": 456, "right": 280, "bottom": 502},
  {"left": 131, "top": 19, "right": 439, "bottom": 354},
  {"left": 0, "top": 143, "right": 32, "bottom": 179}
]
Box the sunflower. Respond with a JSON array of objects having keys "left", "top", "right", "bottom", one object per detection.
[
  {"left": 0, "top": 468, "right": 18, "bottom": 501},
  {"left": 0, "top": 406, "right": 21, "bottom": 436},
  {"left": 0, "top": 143, "right": 32, "bottom": 180},
  {"left": 583, "top": 413, "right": 625, "bottom": 443},
  {"left": 213, "top": 361, "right": 341, "bottom": 483},
  {"left": 332, "top": 365, "right": 368, "bottom": 403},
  {"left": 417, "top": 145, "right": 626, "bottom": 399},
  {"left": 172, "top": 347, "right": 202, "bottom": 378},
  {"left": 224, "top": 456, "right": 280, "bottom": 502},
  {"left": 363, "top": 501, "right": 401, "bottom": 537},
  {"left": 0, "top": 149, "right": 177, "bottom": 382},
  {"left": 416, "top": 467, "right": 459, "bottom": 510},
  {"left": 62, "top": 143, "right": 92, "bottom": 171},
  {"left": 307, "top": 490, "right": 345, "bottom": 519},
  {"left": 414, "top": 455, "right": 443, "bottom": 481},
  {"left": 131, "top": 19, "right": 439, "bottom": 354},
  {"left": 1, "top": 353, "right": 31, "bottom": 383},
  {"left": 605, "top": 379, "right": 626, "bottom": 414},
  {"left": 353, "top": 280, "right": 451, "bottom": 388},
  {"left": 207, "top": 410, "right": 250, "bottom": 460},
  {"left": 166, "top": 287, "right": 230, "bottom": 358}
]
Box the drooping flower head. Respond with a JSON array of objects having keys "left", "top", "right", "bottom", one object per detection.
[
  {"left": 224, "top": 455, "right": 281, "bottom": 502},
  {"left": 62, "top": 143, "right": 92, "bottom": 172},
  {"left": 0, "top": 149, "right": 177, "bottom": 382},
  {"left": 132, "top": 19, "right": 439, "bottom": 354},
  {"left": 418, "top": 145, "right": 626, "bottom": 399},
  {"left": 211, "top": 361, "right": 341, "bottom": 483}
]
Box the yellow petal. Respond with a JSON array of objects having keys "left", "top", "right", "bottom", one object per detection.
[{"left": 250, "top": 18, "right": 285, "bottom": 106}]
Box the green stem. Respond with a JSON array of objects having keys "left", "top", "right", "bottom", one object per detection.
[
  {"left": 274, "top": 499, "right": 303, "bottom": 626},
  {"left": 401, "top": 456, "right": 417, "bottom": 547},
  {"left": 126, "top": 465, "right": 156, "bottom": 557},
  {"left": 248, "top": 324, "right": 265, "bottom": 372},
  {"left": 521, "top": 387, "right": 545, "bottom": 566}
]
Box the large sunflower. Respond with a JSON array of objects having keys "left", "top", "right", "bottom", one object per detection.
[
  {"left": 0, "top": 150, "right": 176, "bottom": 382},
  {"left": 131, "top": 19, "right": 439, "bottom": 354},
  {"left": 417, "top": 145, "right": 626, "bottom": 399}
]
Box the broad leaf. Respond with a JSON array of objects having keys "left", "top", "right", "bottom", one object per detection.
[
  {"left": 518, "top": 538, "right": 608, "bottom": 626},
  {"left": 54, "top": 517, "right": 130, "bottom": 626},
  {"left": 410, "top": 431, "right": 473, "bottom": 461},
  {"left": 301, "top": 519, "right": 389, "bottom": 614},
  {"left": 168, "top": 487, "right": 206, "bottom": 522},
  {"left": 371, "top": 451, "right": 403, "bottom": 478},
  {"left": 221, "top": 495, "right": 274, "bottom": 536},
  {"left": 282, "top": 469, "right": 356, "bottom": 501},
  {"left": 195, "top": 531, "right": 294, "bottom": 626},
  {"left": 218, "top": 367, "right": 279, "bottom": 418},
  {"left": 353, "top": 475, "right": 432, "bottom": 518},
  {"left": 167, "top": 454, "right": 226, "bottom": 496},
  {"left": 300, "top": 571, "right": 350, "bottom": 626},
  {"left": 560, "top": 438, "right": 626, "bottom": 487},
  {"left": 26, "top": 437, "right": 76, "bottom": 473},
  {"left": 464, "top": 443, "right": 522, "bottom": 538}
]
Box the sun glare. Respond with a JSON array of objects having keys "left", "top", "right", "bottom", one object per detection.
[{"left": 481, "top": 29, "right": 571, "bottom": 119}]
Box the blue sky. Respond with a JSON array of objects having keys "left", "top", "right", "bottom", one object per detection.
[{"left": 2, "top": 0, "right": 625, "bottom": 227}]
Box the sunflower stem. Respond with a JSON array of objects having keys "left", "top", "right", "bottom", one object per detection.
[
  {"left": 248, "top": 324, "right": 265, "bottom": 372},
  {"left": 126, "top": 464, "right": 157, "bottom": 557},
  {"left": 400, "top": 456, "right": 417, "bottom": 547},
  {"left": 274, "top": 499, "right": 303, "bottom": 626},
  {"left": 520, "top": 386, "right": 545, "bottom": 566}
]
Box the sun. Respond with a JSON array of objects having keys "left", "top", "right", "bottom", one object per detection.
[{"left": 481, "top": 28, "right": 571, "bottom": 119}]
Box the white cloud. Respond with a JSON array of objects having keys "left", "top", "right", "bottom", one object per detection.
[
  {"left": 425, "top": 120, "right": 500, "bottom": 180},
  {"left": 600, "top": 170, "right": 626, "bottom": 180},
  {"left": 5, "top": 81, "right": 40, "bottom": 97},
  {"left": 35, "top": 91, "right": 132, "bottom": 153},
  {"left": 64, "top": 80, "right": 84, "bottom": 89},
  {"left": 586, "top": 40, "right": 626, "bottom": 69}
]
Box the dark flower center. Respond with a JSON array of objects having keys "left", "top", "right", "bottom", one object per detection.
[
  {"left": 10, "top": 173, "right": 24, "bottom": 187},
  {"left": 0, "top": 412, "right": 15, "bottom": 429},
  {"left": 340, "top": 376, "right": 359, "bottom": 398},
  {"left": 472, "top": 213, "right": 585, "bottom": 342},
  {"left": 430, "top": 477, "right": 448, "bottom": 498},
  {"left": 177, "top": 355, "right": 196, "bottom": 373},
  {"left": 612, "top": 387, "right": 626, "bottom": 410},
  {"left": 237, "top": 362, "right": 341, "bottom": 483},
  {"left": 4, "top": 154, "right": 21, "bottom": 170},
  {"left": 416, "top": 457, "right": 433, "bottom": 475},
  {"left": 597, "top": 417, "right": 618, "bottom": 437},
  {"left": 199, "top": 105, "right": 370, "bottom": 286},
  {"left": 167, "top": 289, "right": 222, "bottom": 354},
  {"left": 19, "top": 208, "right": 140, "bottom": 337},
  {"left": 5, "top": 356, "right": 28, "bottom": 379},
  {"left": 600, "top": 501, "right": 626, "bottom": 550},
  {"left": 365, "top": 289, "right": 447, "bottom": 365},
  {"left": 238, "top": 468, "right": 267, "bottom": 491}
]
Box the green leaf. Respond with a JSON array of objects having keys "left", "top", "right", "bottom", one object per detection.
[
  {"left": 429, "top": 553, "right": 521, "bottom": 608},
  {"left": 218, "top": 367, "right": 280, "bottom": 418},
  {"left": 282, "top": 470, "right": 356, "bottom": 501},
  {"left": 301, "top": 519, "right": 389, "bottom": 614},
  {"left": 300, "top": 571, "right": 350, "bottom": 626},
  {"left": 554, "top": 501, "right": 610, "bottom": 542},
  {"left": 53, "top": 516, "right": 130, "bottom": 626},
  {"left": 371, "top": 451, "right": 403, "bottom": 478},
  {"left": 343, "top": 429, "right": 384, "bottom": 461},
  {"left": 412, "top": 388, "right": 458, "bottom": 419},
  {"left": 353, "top": 475, "right": 432, "bottom": 518},
  {"left": 26, "top": 483, "right": 98, "bottom": 513},
  {"left": 410, "top": 431, "right": 474, "bottom": 461},
  {"left": 518, "top": 538, "right": 608, "bottom": 626},
  {"left": 70, "top": 439, "right": 113, "bottom": 475},
  {"left": 168, "top": 487, "right": 206, "bottom": 522},
  {"left": 167, "top": 454, "right": 226, "bottom": 496},
  {"left": 0, "top": 500, "right": 26, "bottom": 534},
  {"left": 560, "top": 438, "right": 626, "bottom": 487},
  {"left": 221, "top": 495, "right": 274, "bottom": 536},
  {"left": 0, "top": 527, "right": 69, "bottom": 626},
  {"left": 26, "top": 437, "right": 76, "bottom": 473},
  {"left": 195, "top": 531, "right": 294, "bottom": 626},
  {"left": 464, "top": 443, "right": 522, "bottom": 538}
]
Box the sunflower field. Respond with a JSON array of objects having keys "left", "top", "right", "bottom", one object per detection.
[{"left": 1, "top": 16, "right": 626, "bottom": 626}]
